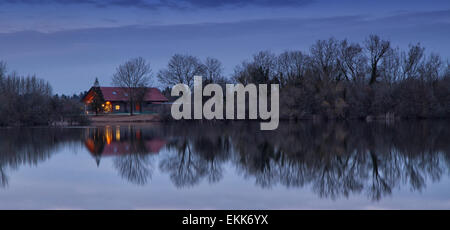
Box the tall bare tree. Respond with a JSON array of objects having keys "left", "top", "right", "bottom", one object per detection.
[
  {"left": 232, "top": 51, "right": 277, "bottom": 84},
  {"left": 379, "top": 47, "right": 401, "bottom": 84},
  {"left": 157, "top": 54, "right": 205, "bottom": 88},
  {"left": 112, "top": 57, "right": 151, "bottom": 115},
  {"left": 401, "top": 43, "right": 425, "bottom": 80},
  {"left": 420, "top": 53, "right": 442, "bottom": 82},
  {"left": 203, "top": 57, "right": 224, "bottom": 84},
  {"left": 337, "top": 40, "right": 367, "bottom": 82},
  {"left": 310, "top": 38, "right": 340, "bottom": 82},
  {"left": 365, "top": 34, "right": 391, "bottom": 85},
  {"left": 276, "top": 51, "right": 306, "bottom": 87}
]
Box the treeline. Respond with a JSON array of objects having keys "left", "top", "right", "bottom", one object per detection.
[
  {"left": 158, "top": 35, "right": 450, "bottom": 120},
  {"left": 0, "top": 61, "right": 88, "bottom": 126},
  {"left": 1, "top": 34, "right": 449, "bottom": 125}
]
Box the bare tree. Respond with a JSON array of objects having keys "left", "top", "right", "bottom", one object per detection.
[
  {"left": 276, "top": 51, "right": 307, "bottom": 87},
  {"left": 157, "top": 54, "right": 205, "bottom": 88},
  {"left": 380, "top": 47, "right": 401, "bottom": 84},
  {"left": 365, "top": 34, "right": 391, "bottom": 85},
  {"left": 112, "top": 57, "right": 151, "bottom": 116},
  {"left": 310, "top": 38, "right": 341, "bottom": 82},
  {"left": 337, "top": 40, "right": 367, "bottom": 82},
  {"left": 420, "top": 53, "right": 442, "bottom": 82},
  {"left": 401, "top": 43, "right": 425, "bottom": 80},
  {"left": 203, "top": 57, "right": 224, "bottom": 84},
  {"left": 232, "top": 51, "right": 277, "bottom": 84},
  {"left": 252, "top": 51, "right": 277, "bottom": 83}
]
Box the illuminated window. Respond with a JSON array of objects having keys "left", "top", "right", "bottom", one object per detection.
[
  {"left": 104, "top": 101, "right": 112, "bottom": 112},
  {"left": 115, "top": 105, "right": 120, "bottom": 110}
]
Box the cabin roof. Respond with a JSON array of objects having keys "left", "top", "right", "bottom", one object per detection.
[{"left": 83, "top": 87, "right": 168, "bottom": 103}]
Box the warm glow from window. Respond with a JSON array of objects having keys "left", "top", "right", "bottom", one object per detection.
[
  {"left": 105, "top": 126, "right": 112, "bottom": 145},
  {"left": 104, "top": 101, "right": 112, "bottom": 112},
  {"left": 115, "top": 105, "right": 120, "bottom": 110},
  {"left": 115, "top": 127, "right": 120, "bottom": 141}
]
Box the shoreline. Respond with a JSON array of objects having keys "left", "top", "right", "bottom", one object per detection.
[
  {"left": 1, "top": 115, "right": 449, "bottom": 128},
  {"left": 88, "top": 114, "right": 163, "bottom": 124}
]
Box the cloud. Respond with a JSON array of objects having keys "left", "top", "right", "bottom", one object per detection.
[
  {"left": 0, "top": 0, "right": 314, "bottom": 10},
  {"left": 1, "top": 8, "right": 449, "bottom": 94},
  {"left": 173, "top": 0, "right": 314, "bottom": 8}
]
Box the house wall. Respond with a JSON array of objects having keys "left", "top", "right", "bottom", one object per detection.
[
  {"left": 110, "top": 101, "right": 153, "bottom": 114},
  {"left": 110, "top": 101, "right": 128, "bottom": 113},
  {"left": 142, "top": 102, "right": 166, "bottom": 114},
  {"left": 85, "top": 101, "right": 166, "bottom": 114}
]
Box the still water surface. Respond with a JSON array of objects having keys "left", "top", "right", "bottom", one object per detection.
[{"left": 0, "top": 121, "right": 449, "bottom": 209}]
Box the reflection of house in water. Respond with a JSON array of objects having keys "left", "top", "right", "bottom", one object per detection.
[{"left": 84, "top": 126, "right": 166, "bottom": 166}]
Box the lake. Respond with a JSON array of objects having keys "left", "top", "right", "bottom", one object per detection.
[{"left": 0, "top": 121, "right": 449, "bottom": 209}]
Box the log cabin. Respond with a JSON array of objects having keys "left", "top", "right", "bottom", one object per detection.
[{"left": 82, "top": 86, "right": 168, "bottom": 114}]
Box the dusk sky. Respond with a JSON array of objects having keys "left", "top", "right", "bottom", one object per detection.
[{"left": 0, "top": 0, "right": 449, "bottom": 94}]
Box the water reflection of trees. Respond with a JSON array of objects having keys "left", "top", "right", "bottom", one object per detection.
[
  {"left": 153, "top": 121, "right": 450, "bottom": 201},
  {"left": 0, "top": 128, "right": 83, "bottom": 187},
  {"left": 158, "top": 124, "right": 231, "bottom": 187},
  {"left": 83, "top": 122, "right": 450, "bottom": 200},
  {"left": 227, "top": 121, "right": 450, "bottom": 200},
  {"left": 114, "top": 154, "right": 152, "bottom": 185},
  {"left": 1, "top": 121, "right": 449, "bottom": 201}
]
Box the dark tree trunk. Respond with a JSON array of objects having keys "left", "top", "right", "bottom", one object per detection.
[
  {"left": 369, "top": 64, "right": 377, "bottom": 85},
  {"left": 129, "top": 99, "right": 133, "bottom": 116}
]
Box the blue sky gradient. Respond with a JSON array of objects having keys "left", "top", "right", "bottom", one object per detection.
[{"left": 0, "top": 0, "right": 449, "bottom": 94}]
